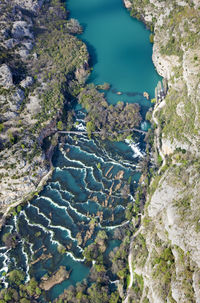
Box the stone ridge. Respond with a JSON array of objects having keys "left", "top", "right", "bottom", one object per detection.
[{"left": 123, "top": 0, "right": 200, "bottom": 302}]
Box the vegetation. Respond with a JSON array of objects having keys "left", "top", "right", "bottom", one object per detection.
[
  {"left": 2, "top": 232, "right": 20, "bottom": 249},
  {"left": 0, "top": 271, "right": 41, "bottom": 303},
  {"left": 30, "top": 0, "right": 89, "bottom": 130},
  {"left": 149, "top": 33, "right": 154, "bottom": 43},
  {"left": 79, "top": 85, "right": 142, "bottom": 140},
  {"left": 155, "top": 86, "right": 197, "bottom": 141},
  {"left": 54, "top": 227, "right": 132, "bottom": 303},
  {"left": 54, "top": 281, "right": 121, "bottom": 303}
]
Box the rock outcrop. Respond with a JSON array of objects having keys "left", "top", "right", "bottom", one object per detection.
[
  {"left": 13, "top": 0, "right": 44, "bottom": 14},
  {"left": 40, "top": 266, "right": 71, "bottom": 291},
  {"left": 12, "top": 21, "right": 33, "bottom": 39},
  {"left": 0, "top": 64, "right": 13, "bottom": 89},
  {"left": 20, "top": 76, "right": 33, "bottom": 88}
]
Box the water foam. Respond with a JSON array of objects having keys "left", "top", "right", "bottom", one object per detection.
[{"left": 125, "top": 139, "right": 144, "bottom": 158}]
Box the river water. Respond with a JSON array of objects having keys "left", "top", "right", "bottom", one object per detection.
[{"left": 0, "top": 0, "right": 160, "bottom": 301}]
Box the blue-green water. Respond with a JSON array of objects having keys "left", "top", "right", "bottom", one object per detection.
[
  {"left": 0, "top": 0, "right": 161, "bottom": 301},
  {"left": 67, "top": 0, "right": 160, "bottom": 104}
]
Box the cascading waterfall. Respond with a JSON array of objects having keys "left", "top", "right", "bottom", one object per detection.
[{"left": 0, "top": 111, "right": 145, "bottom": 300}]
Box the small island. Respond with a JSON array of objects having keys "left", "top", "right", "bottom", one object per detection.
[{"left": 40, "top": 266, "right": 71, "bottom": 291}]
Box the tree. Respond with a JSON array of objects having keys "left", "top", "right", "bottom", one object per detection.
[
  {"left": 149, "top": 33, "right": 154, "bottom": 43},
  {"left": 35, "top": 287, "right": 41, "bottom": 296},
  {"left": 2, "top": 232, "right": 19, "bottom": 248},
  {"left": 57, "top": 121, "right": 63, "bottom": 131},
  {"left": 17, "top": 205, "right": 22, "bottom": 213},
  {"left": 109, "top": 292, "right": 120, "bottom": 303},
  {"left": 26, "top": 278, "right": 38, "bottom": 296},
  {"left": 86, "top": 121, "right": 95, "bottom": 138},
  {"left": 8, "top": 270, "right": 25, "bottom": 286},
  {"left": 0, "top": 124, "right": 4, "bottom": 132},
  {"left": 20, "top": 299, "right": 30, "bottom": 303},
  {"left": 88, "top": 284, "right": 109, "bottom": 303}
]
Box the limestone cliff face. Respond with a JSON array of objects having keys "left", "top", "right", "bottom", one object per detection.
[
  {"left": 0, "top": 0, "right": 89, "bottom": 209},
  {"left": 0, "top": 0, "right": 49, "bottom": 208},
  {"left": 125, "top": 0, "right": 200, "bottom": 302}
]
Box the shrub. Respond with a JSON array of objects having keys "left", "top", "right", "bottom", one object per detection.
[
  {"left": 149, "top": 33, "right": 154, "bottom": 43},
  {"left": 57, "top": 121, "right": 63, "bottom": 131}
]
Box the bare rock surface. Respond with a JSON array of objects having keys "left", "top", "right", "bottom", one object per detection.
[
  {"left": 0, "top": 64, "right": 13, "bottom": 89},
  {"left": 13, "top": 0, "right": 44, "bottom": 13},
  {"left": 20, "top": 76, "right": 33, "bottom": 88},
  {"left": 12, "top": 21, "right": 33, "bottom": 39}
]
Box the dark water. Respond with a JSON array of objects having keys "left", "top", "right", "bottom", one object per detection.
[{"left": 0, "top": 0, "right": 161, "bottom": 301}]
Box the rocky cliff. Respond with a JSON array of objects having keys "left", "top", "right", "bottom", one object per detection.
[
  {"left": 124, "top": 0, "right": 200, "bottom": 302},
  {"left": 0, "top": 0, "right": 89, "bottom": 217}
]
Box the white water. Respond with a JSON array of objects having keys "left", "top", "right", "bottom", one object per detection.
[
  {"left": 125, "top": 139, "right": 144, "bottom": 158},
  {"left": 21, "top": 239, "right": 30, "bottom": 283}
]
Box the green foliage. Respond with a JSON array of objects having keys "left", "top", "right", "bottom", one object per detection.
[
  {"left": 35, "top": 231, "right": 41, "bottom": 237},
  {"left": 125, "top": 203, "right": 134, "bottom": 220},
  {"left": 159, "top": 6, "right": 199, "bottom": 58},
  {"left": 86, "top": 121, "right": 95, "bottom": 138},
  {"left": 96, "top": 82, "right": 110, "bottom": 90},
  {"left": 55, "top": 280, "right": 120, "bottom": 303},
  {"left": 94, "top": 264, "right": 106, "bottom": 273},
  {"left": 8, "top": 270, "right": 25, "bottom": 286},
  {"left": 157, "top": 154, "right": 163, "bottom": 166},
  {"left": 2, "top": 233, "right": 10, "bottom": 244},
  {"left": 57, "top": 244, "right": 66, "bottom": 254},
  {"left": 133, "top": 272, "right": 144, "bottom": 293},
  {"left": 151, "top": 246, "right": 175, "bottom": 299},
  {"left": 87, "top": 283, "right": 109, "bottom": 303},
  {"left": 26, "top": 278, "right": 38, "bottom": 296},
  {"left": 8, "top": 131, "right": 15, "bottom": 145},
  {"left": 109, "top": 292, "right": 120, "bottom": 303},
  {"left": 128, "top": 176, "right": 132, "bottom": 184},
  {"left": 2, "top": 232, "right": 19, "bottom": 248},
  {"left": 149, "top": 33, "right": 154, "bottom": 43},
  {"left": 79, "top": 85, "right": 142, "bottom": 141},
  {"left": 96, "top": 230, "right": 108, "bottom": 241},
  {"left": 0, "top": 124, "right": 4, "bottom": 132},
  {"left": 57, "top": 121, "right": 63, "bottom": 131},
  {"left": 131, "top": 233, "right": 148, "bottom": 271},
  {"left": 17, "top": 205, "right": 22, "bottom": 213}
]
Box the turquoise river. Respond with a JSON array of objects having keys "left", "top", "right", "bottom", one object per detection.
[{"left": 0, "top": 0, "right": 161, "bottom": 301}]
